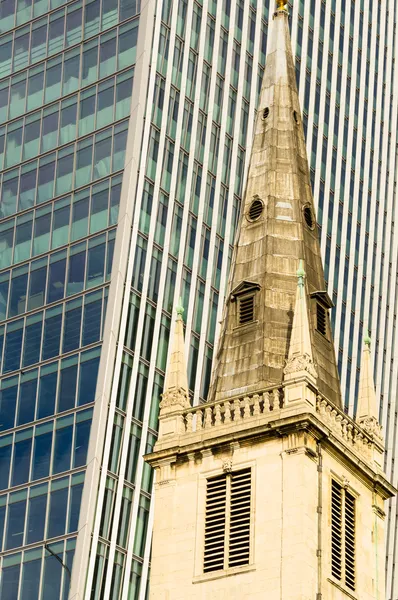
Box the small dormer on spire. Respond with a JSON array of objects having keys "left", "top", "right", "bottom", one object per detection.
[
  {"left": 160, "top": 300, "right": 190, "bottom": 413},
  {"left": 284, "top": 261, "right": 317, "bottom": 385},
  {"left": 356, "top": 333, "right": 383, "bottom": 441}
]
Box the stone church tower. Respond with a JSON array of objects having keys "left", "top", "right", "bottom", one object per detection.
[{"left": 145, "top": 3, "right": 395, "bottom": 599}]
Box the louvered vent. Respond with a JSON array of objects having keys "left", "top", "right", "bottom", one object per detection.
[
  {"left": 331, "top": 480, "right": 342, "bottom": 580},
  {"left": 344, "top": 491, "right": 356, "bottom": 591},
  {"left": 248, "top": 199, "right": 263, "bottom": 221},
  {"left": 239, "top": 296, "right": 254, "bottom": 324},
  {"left": 204, "top": 475, "right": 227, "bottom": 573},
  {"left": 229, "top": 469, "right": 251, "bottom": 568},
  {"left": 316, "top": 303, "right": 327, "bottom": 336},
  {"left": 303, "top": 205, "right": 314, "bottom": 229}
]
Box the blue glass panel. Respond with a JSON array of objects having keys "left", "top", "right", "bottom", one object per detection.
[
  {"left": 0, "top": 173, "right": 18, "bottom": 218},
  {"left": 73, "top": 418, "right": 91, "bottom": 468},
  {"left": 32, "top": 429, "right": 52, "bottom": 480},
  {"left": 37, "top": 155, "right": 56, "bottom": 204},
  {"left": 9, "top": 270, "right": 28, "bottom": 317},
  {"left": 17, "top": 375, "right": 38, "bottom": 425},
  {"left": 0, "top": 276, "right": 9, "bottom": 321},
  {"left": 0, "top": 503, "right": 5, "bottom": 551},
  {"left": 28, "top": 266, "right": 47, "bottom": 310},
  {"left": 82, "top": 297, "right": 101, "bottom": 345},
  {"left": 68, "top": 482, "right": 83, "bottom": 532},
  {"left": 19, "top": 163, "right": 37, "bottom": 210},
  {"left": 63, "top": 303, "right": 82, "bottom": 353},
  {"left": 47, "top": 255, "right": 66, "bottom": 303},
  {"left": 27, "top": 494, "right": 47, "bottom": 544},
  {"left": 21, "top": 558, "right": 42, "bottom": 600},
  {"left": 67, "top": 248, "right": 86, "bottom": 295},
  {"left": 78, "top": 354, "right": 99, "bottom": 405},
  {"left": 4, "top": 321, "right": 23, "bottom": 373},
  {"left": 58, "top": 363, "right": 77, "bottom": 412},
  {"left": 53, "top": 424, "right": 72, "bottom": 474},
  {"left": 23, "top": 318, "right": 43, "bottom": 368},
  {"left": 0, "top": 380, "right": 17, "bottom": 431},
  {"left": 42, "top": 552, "right": 62, "bottom": 600},
  {"left": 6, "top": 498, "right": 27, "bottom": 549},
  {"left": 47, "top": 486, "right": 68, "bottom": 538},
  {"left": 12, "top": 436, "right": 32, "bottom": 486},
  {"left": 0, "top": 564, "right": 21, "bottom": 600},
  {"left": 37, "top": 367, "right": 57, "bottom": 419},
  {"left": 43, "top": 308, "right": 62, "bottom": 360},
  {"left": 0, "top": 438, "right": 12, "bottom": 490},
  {"left": 87, "top": 240, "right": 105, "bottom": 287}
]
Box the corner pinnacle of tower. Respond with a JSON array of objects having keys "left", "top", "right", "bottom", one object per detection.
[
  {"left": 284, "top": 260, "right": 318, "bottom": 385},
  {"left": 276, "top": 0, "right": 288, "bottom": 12},
  {"left": 159, "top": 303, "right": 191, "bottom": 414},
  {"left": 356, "top": 332, "right": 383, "bottom": 442}
]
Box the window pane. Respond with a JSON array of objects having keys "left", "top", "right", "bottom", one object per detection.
[
  {"left": 20, "top": 557, "right": 42, "bottom": 599},
  {"left": 27, "top": 490, "right": 47, "bottom": 543},
  {"left": 68, "top": 481, "right": 83, "bottom": 532},
  {"left": 6, "top": 498, "right": 27, "bottom": 549},
  {"left": 86, "top": 241, "right": 105, "bottom": 287},
  {"left": 32, "top": 430, "right": 52, "bottom": 480},
  {"left": 28, "top": 266, "right": 47, "bottom": 309},
  {"left": 0, "top": 381, "right": 17, "bottom": 431},
  {"left": 82, "top": 296, "right": 101, "bottom": 345},
  {"left": 47, "top": 255, "right": 66, "bottom": 303},
  {"left": 4, "top": 321, "right": 23, "bottom": 373},
  {"left": 12, "top": 436, "right": 32, "bottom": 486},
  {"left": 47, "top": 486, "right": 68, "bottom": 538},
  {"left": 41, "top": 549, "right": 62, "bottom": 600},
  {"left": 9, "top": 270, "right": 27, "bottom": 316},
  {"left": 0, "top": 563, "right": 21, "bottom": 600},
  {"left": 78, "top": 354, "right": 99, "bottom": 406},
  {"left": 1, "top": 174, "right": 18, "bottom": 218},
  {"left": 42, "top": 308, "right": 62, "bottom": 360},
  {"left": 0, "top": 440, "right": 12, "bottom": 489},
  {"left": 62, "top": 303, "right": 82, "bottom": 353},
  {"left": 37, "top": 367, "right": 57, "bottom": 419},
  {"left": 53, "top": 423, "right": 72, "bottom": 473},
  {"left": 14, "top": 217, "right": 32, "bottom": 263},
  {"left": 67, "top": 248, "right": 86, "bottom": 295},
  {"left": 58, "top": 362, "right": 77, "bottom": 412},
  {"left": 73, "top": 418, "right": 91, "bottom": 467},
  {"left": 17, "top": 373, "right": 38, "bottom": 425}
]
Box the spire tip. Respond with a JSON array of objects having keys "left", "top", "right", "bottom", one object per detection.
[{"left": 176, "top": 298, "right": 184, "bottom": 318}]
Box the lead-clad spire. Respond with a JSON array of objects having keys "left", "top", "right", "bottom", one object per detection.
[{"left": 208, "top": 4, "right": 342, "bottom": 407}]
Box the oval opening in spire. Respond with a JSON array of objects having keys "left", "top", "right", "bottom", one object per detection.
[{"left": 248, "top": 199, "right": 263, "bottom": 221}]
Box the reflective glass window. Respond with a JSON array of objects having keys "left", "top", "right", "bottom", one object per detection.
[
  {"left": 32, "top": 423, "right": 53, "bottom": 480},
  {"left": 99, "top": 30, "right": 117, "bottom": 78},
  {"left": 9, "top": 266, "right": 28, "bottom": 317},
  {"left": 67, "top": 243, "right": 86, "bottom": 295},
  {"left": 4, "top": 318, "right": 23, "bottom": 373},
  {"left": 37, "top": 362, "right": 57, "bottom": 419},
  {"left": 52, "top": 198, "right": 70, "bottom": 249},
  {"left": 12, "top": 428, "right": 33, "bottom": 486},
  {"left": 20, "top": 549, "right": 42, "bottom": 599},
  {"left": 68, "top": 473, "right": 84, "bottom": 532},
  {"left": 63, "top": 48, "right": 80, "bottom": 95},
  {"left": 87, "top": 236, "right": 105, "bottom": 287},
  {"left": 26, "top": 483, "right": 48, "bottom": 544},
  {"left": 23, "top": 114, "right": 41, "bottom": 161},
  {"left": 0, "top": 556, "right": 21, "bottom": 600},
  {"left": 42, "top": 107, "right": 59, "bottom": 153},
  {"left": 0, "top": 377, "right": 17, "bottom": 432},
  {"left": 27, "top": 261, "right": 47, "bottom": 310},
  {"left": 0, "top": 220, "right": 14, "bottom": 269},
  {"left": 45, "top": 57, "right": 62, "bottom": 104},
  {"left": 23, "top": 313, "right": 43, "bottom": 367},
  {"left": 63, "top": 299, "right": 82, "bottom": 353},
  {"left": 75, "top": 138, "right": 93, "bottom": 188},
  {"left": 14, "top": 213, "right": 32, "bottom": 263},
  {"left": 79, "top": 87, "right": 96, "bottom": 137},
  {"left": 56, "top": 146, "right": 74, "bottom": 196},
  {"left": 47, "top": 251, "right": 66, "bottom": 303},
  {"left": 43, "top": 305, "right": 62, "bottom": 360},
  {"left": 19, "top": 162, "right": 37, "bottom": 210},
  {"left": 60, "top": 98, "right": 77, "bottom": 145},
  {"left": 48, "top": 11, "right": 65, "bottom": 56},
  {"left": 41, "top": 543, "right": 63, "bottom": 600},
  {"left": 0, "top": 435, "right": 12, "bottom": 490},
  {"left": 82, "top": 39, "right": 98, "bottom": 86},
  {"left": 47, "top": 477, "right": 68, "bottom": 538},
  {"left": 0, "top": 273, "right": 9, "bottom": 321},
  {"left": 31, "top": 20, "right": 48, "bottom": 63},
  {"left": 58, "top": 355, "right": 78, "bottom": 412},
  {"left": 6, "top": 490, "right": 27, "bottom": 550},
  {"left": 17, "top": 369, "right": 38, "bottom": 425},
  {"left": 73, "top": 409, "right": 92, "bottom": 467},
  {"left": 27, "top": 67, "right": 44, "bottom": 111},
  {"left": 78, "top": 348, "right": 100, "bottom": 406},
  {"left": 37, "top": 154, "right": 56, "bottom": 204},
  {"left": 53, "top": 415, "right": 73, "bottom": 473},
  {"left": 82, "top": 291, "right": 102, "bottom": 345}
]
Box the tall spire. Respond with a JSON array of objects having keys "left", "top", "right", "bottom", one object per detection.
[
  {"left": 356, "top": 334, "right": 382, "bottom": 439},
  {"left": 160, "top": 301, "right": 190, "bottom": 412},
  {"left": 208, "top": 3, "right": 342, "bottom": 407}
]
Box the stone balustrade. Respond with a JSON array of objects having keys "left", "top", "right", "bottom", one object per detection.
[
  {"left": 182, "top": 386, "right": 284, "bottom": 434},
  {"left": 316, "top": 394, "right": 376, "bottom": 458}
]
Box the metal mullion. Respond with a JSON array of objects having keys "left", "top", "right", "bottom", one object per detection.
[
  {"left": 332, "top": 0, "right": 362, "bottom": 367},
  {"left": 375, "top": 9, "right": 398, "bottom": 436},
  {"left": 100, "top": 4, "right": 183, "bottom": 599},
  {"left": 212, "top": 0, "right": 261, "bottom": 365},
  {"left": 120, "top": 3, "right": 201, "bottom": 595},
  {"left": 192, "top": 0, "right": 247, "bottom": 401},
  {"left": 343, "top": 0, "right": 380, "bottom": 407},
  {"left": 82, "top": 4, "right": 160, "bottom": 593}
]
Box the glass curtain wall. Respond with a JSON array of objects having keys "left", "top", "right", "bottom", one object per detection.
[{"left": 0, "top": 1, "right": 139, "bottom": 599}]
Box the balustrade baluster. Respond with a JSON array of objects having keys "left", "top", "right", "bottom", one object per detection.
[
  {"left": 214, "top": 404, "right": 222, "bottom": 426},
  {"left": 243, "top": 397, "right": 251, "bottom": 419},
  {"left": 253, "top": 394, "right": 260, "bottom": 417}
]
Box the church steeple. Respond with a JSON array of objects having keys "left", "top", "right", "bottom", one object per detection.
[{"left": 209, "top": 3, "right": 342, "bottom": 407}]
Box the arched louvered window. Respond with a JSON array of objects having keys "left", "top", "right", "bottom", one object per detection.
[
  {"left": 331, "top": 480, "right": 356, "bottom": 591},
  {"left": 204, "top": 469, "right": 252, "bottom": 573}
]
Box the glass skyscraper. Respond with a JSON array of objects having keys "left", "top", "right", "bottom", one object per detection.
[{"left": 0, "top": 0, "right": 397, "bottom": 599}]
